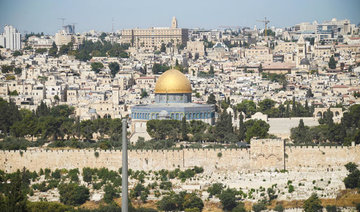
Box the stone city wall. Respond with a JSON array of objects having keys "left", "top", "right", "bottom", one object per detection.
[
  {"left": 0, "top": 139, "right": 359, "bottom": 173},
  {"left": 285, "top": 145, "right": 360, "bottom": 171},
  {"left": 0, "top": 148, "right": 250, "bottom": 173}
]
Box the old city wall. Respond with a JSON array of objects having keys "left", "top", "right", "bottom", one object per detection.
[
  {"left": 0, "top": 148, "right": 250, "bottom": 173},
  {"left": 285, "top": 145, "right": 360, "bottom": 171},
  {"left": 1, "top": 140, "right": 359, "bottom": 173}
]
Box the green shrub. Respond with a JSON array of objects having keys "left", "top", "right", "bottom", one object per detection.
[
  {"left": 325, "top": 205, "right": 337, "bottom": 212},
  {"left": 47, "top": 179, "right": 60, "bottom": 189},
  {"left": 82, "top": 167, "right": 93, "bottom": 183},
  {"left": 103, "top": 184, "right": 119, "bottom": 203},
  {"left": 51, "top": 169, "right": 61, "bottom": 179},
  {"left": 303, "top": 193, "right": 322, "bottom": 212},
  {"left": 232, "top": 202, "right": 246, "bottom": 212},
  {"left": 26, "top": 201, "right": 72, "bottom": 212},
  {"left": 44, "top": 168, "right": 51, "bottom": 179},
  {"left": 288, "top": 185, "right": 294, "bottom": 193},
  {"left": 207, "top": 183, "right": 224, "bottom": 198},
  {"left": 344, "top": 162, "right": 360, "bottom": 189},
  {"left": 58, "top": 183, "right": 89, "bottom": 206},
  {"left": 157, "top": 191, "right": 202, "bottom": 212},
  {"left": 183, "top": 193, "right": 204, "bottom": 211},
  {"left": 159, "top": 181, "right": 172, "bottom": 190},
  {"left": 356, "top": 203, "right": 360, "bottom": 211},
  {"left": 252, "top": 202, "right": 267, "bottom": 212},
  {"left": 67, "top": 169, "right": 79, "bottom": 182},
  {"left": 274, "top": 204, "right": 284, "bottom": 212},
  {"left": 219, "top": 188, "right": 237, "bottom": 211},
  {"left": 131, "top": 183, "right": 145, "bottom": 198},
  {"left": 32, "top": 181, "right": 48, "bottom": 192}
]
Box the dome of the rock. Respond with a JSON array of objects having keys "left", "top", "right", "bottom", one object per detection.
[{"left": 154, "top": 69, "right": 192, "bottom": 94}]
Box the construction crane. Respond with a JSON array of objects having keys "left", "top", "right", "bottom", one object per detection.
[
  {"left": 112, "top": 17, "right": 114, "bottom": 33},
  {"left": 218, "top": 25, "right": 243, "bottom": 29},
  {"left": 257, "top": 17, "right": 270, "bottom": 37},
  {"left": 58, "top": 18, "right": 66, "bottom": 27}
]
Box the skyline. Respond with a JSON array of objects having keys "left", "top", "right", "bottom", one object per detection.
[{"left": 0, "top": 0, "right": 359, "bottom": 34}]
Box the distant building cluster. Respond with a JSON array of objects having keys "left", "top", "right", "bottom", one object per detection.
[
  {"left": 55, "top": 24, "right": 83, "bottom": 48},
  {"left": 0, "top": 17, "right": 360, "bottom": 142},
  {"left": 294, "top": 18, "right": 353, "bottom": 43},
  {"left": 0, "top": 25, "right": 21, "bottom": 50}
]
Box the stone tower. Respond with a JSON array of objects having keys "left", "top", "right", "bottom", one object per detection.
[
  {"left": 171, "top": 17, "right": 178, "bottom": 29},
  {"left": 296, "top": 35, "right": 306, "bottom": 67},
  {"left": 112, "top": 86, "right": 119, "bottom": 105}
]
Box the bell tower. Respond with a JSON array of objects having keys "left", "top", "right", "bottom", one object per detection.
[{"left": 171, "top": 16, "right": 178, "bottom": 29}]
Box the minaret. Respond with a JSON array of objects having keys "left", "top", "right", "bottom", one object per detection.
[{"left": 171, "top": 17, "right": 178, "bottom": 29}]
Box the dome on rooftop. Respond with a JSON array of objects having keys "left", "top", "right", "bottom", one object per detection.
[
  {"left": 154, "top": 69, "right": 192, "bottom": 94},
  {"left": 300, "top": 58, "right": 310, "bottom": 65}
]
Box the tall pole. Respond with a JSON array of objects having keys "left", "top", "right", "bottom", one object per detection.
[{"left": 122, "top": 118, "right": 128, "bottom": 212}]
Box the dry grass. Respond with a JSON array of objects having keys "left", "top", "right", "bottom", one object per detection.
[
  {"left": 132, "top": 200, "right": 158, "bottom": 210},
  {"left": 267, "top": 189, "right": 360, "bottom": 209},
  {"left": 322, "top": 189, "right": 360, "bottom": 207},
  {"left": 268, "top": 200, "right": 304, "bottom": 209},
  {"left": 79, "top": 200, "right": 102, "bottom": 209},
  {"left": 203, "top": 201, "right": 222, "bottom": 212}
]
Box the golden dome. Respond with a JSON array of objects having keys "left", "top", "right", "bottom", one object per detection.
[{"left": 154, "top": 69, "right": 192, "bottom": 94}]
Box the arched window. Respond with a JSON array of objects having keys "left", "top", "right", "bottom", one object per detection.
[{"left": 317, "top": 112, "right": 322, "bottom": 118}]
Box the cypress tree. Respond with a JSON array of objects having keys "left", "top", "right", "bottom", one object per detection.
[
  {"left": 292, "top": 97, "right": 296, "bottom": 117},
  {"left": 285, "top": 102, "right": 290, "bottom": 118},
  {"left": 328, "top": 55, "right": 337, "bottom": 69},
  {"left": 181, "top": 116, "right": 188, "bottom": 141},
  {"left": 239, "top": 113, "right": 245, "bottom": 141}
]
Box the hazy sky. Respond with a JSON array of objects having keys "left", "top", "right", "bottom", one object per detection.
[{"left": 0, "top": 0, "right": 359, "bottom": 34}]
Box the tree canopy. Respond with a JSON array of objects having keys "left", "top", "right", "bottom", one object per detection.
[
  {"left": 290, "top": 105, "right": 360, "bottom": 145},
  {"left": 328, "top": 55, "right": 337, "bottom": 69},
  {"left": 109, "top": 62, "right": 120, "bottom": 77}
]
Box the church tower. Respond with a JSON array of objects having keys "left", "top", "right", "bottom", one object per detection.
[
  {"left": 296, "top": 35, "right": 306, "bottom": 67},
  {"left": 171, "top": 16, "right": 178, "bottom": 28}
]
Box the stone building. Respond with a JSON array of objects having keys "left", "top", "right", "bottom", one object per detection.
[
  {"left": 130, "top": 69, "right": 215, "bottom": 142},
  {"left": 131, "top": 69, "right": 215, "bottom": 124},
  {"left": 244, "top": 46, "right": 272, "bottom": 63},
  {"left": 187, "top": 41, "right": 205, "bottom": 57},
  {"left": 121, "top": 17, "right": 188, "bottom": 49}
]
